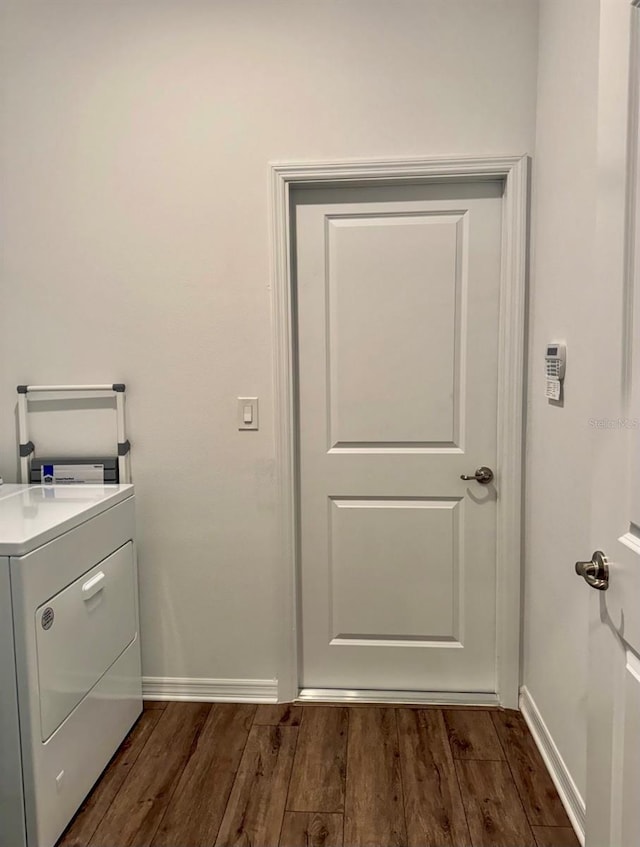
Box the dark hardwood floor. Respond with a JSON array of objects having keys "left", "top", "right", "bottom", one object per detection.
[{"left": 58, "top": 701, "right": 579, "bottom": 847}]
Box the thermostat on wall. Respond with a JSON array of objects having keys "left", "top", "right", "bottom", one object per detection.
[{"left": 545, "top": 342, "right": 566, "bottom": 401}]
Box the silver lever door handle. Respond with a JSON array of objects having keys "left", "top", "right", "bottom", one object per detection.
[
  {"left": 460, "top": 466, "right": 494, "bottom": 484},
  {"left": 575, "top": 551, "right": 609, "bottom": 591}
]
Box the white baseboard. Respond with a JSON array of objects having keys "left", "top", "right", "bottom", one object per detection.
[
  {"left": 142, "top": 676, "right": 278, "bottom": 704},
  {"left": 519, "top": 685, "right": 586, "bottom": 845}
]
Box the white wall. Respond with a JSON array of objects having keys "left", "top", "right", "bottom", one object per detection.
[
  {"left": 0, "top": 1, "right": 539, "bottom": 685},
  {"left": 524, "top": 0, "right": 600, "bottom": 802}
]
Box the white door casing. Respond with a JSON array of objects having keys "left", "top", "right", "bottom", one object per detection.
[
  {"left": 270, "top": 156, "right": 529, "bottom": 706},
  {"left": 585, "top": 2, "right": 640, "bottom": 845},
  {"left": 295, "top": 182, "right": 502, "bottom": 695}
]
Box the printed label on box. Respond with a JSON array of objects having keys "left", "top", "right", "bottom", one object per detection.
[{"left": 41, "top": 464, "right": 105, "bottom": 484}]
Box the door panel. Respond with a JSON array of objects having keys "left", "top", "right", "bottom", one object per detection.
[
  {"left": 585, "top": 2, "right": 640, "bottom": 844},
  {"left": 327, "top": 212, "right": 463, "bottom": 447},
  {"left": 294, "top": 180, "right": 503, "bottom": 693},
  {"left": 621, "top": 652, "right": 640, "bottom": 847},
  {"left": 329, "top": 497, "right": 462, "bottom": 645}
]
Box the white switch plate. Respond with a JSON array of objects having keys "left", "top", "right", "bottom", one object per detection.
[{"left": 238, "top": 397, "right": 259, "bottom": 430}]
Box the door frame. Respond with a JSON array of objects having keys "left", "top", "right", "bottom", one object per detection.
[{"left": 269, "top": 155, "right": 530, "bottom": 708}]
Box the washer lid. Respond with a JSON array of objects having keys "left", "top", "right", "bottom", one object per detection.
[{"left": 0, "top": 484, "right": 134, "bottom": 556}]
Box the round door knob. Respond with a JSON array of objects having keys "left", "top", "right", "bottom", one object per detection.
[
  {"left": 460, "top": 466, "right": 494, "bottom": 484},
  {"left": 575, "top": 551, "right": 609, "bottom": 591}
]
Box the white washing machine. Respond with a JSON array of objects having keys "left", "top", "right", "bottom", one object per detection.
[{"left": 0, "top": 484, "right": 142, "bottom": 847}]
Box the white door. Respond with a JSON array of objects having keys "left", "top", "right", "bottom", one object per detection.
[
  {"left": 294, "top": 180, "right": 504, "bottom": 694},
  {"left": 584, "top": 2, "right": 640, "bottom": 844}
]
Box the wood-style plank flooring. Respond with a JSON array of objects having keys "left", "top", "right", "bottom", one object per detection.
[{"left": 58, "top": 702, "right": 579, "bottom": 847}]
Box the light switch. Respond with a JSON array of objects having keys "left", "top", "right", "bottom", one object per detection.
[{"left": 238, "top": 397, "right": 258, "bottom": 430}]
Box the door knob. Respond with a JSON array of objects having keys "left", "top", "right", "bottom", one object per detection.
[
  {"left": 575, "top": 551, "right": 609, "bottom": 591},
  {"left": 460, "top": 466, "right": 494, "bottom": 484}
]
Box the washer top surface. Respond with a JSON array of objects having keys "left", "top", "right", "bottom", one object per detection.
[
  {"left": 0, "top": 483, "right": 30, "bottom": 500},
  {"left": 0, "top": 484, "right": 134, "bottom": 556}
]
